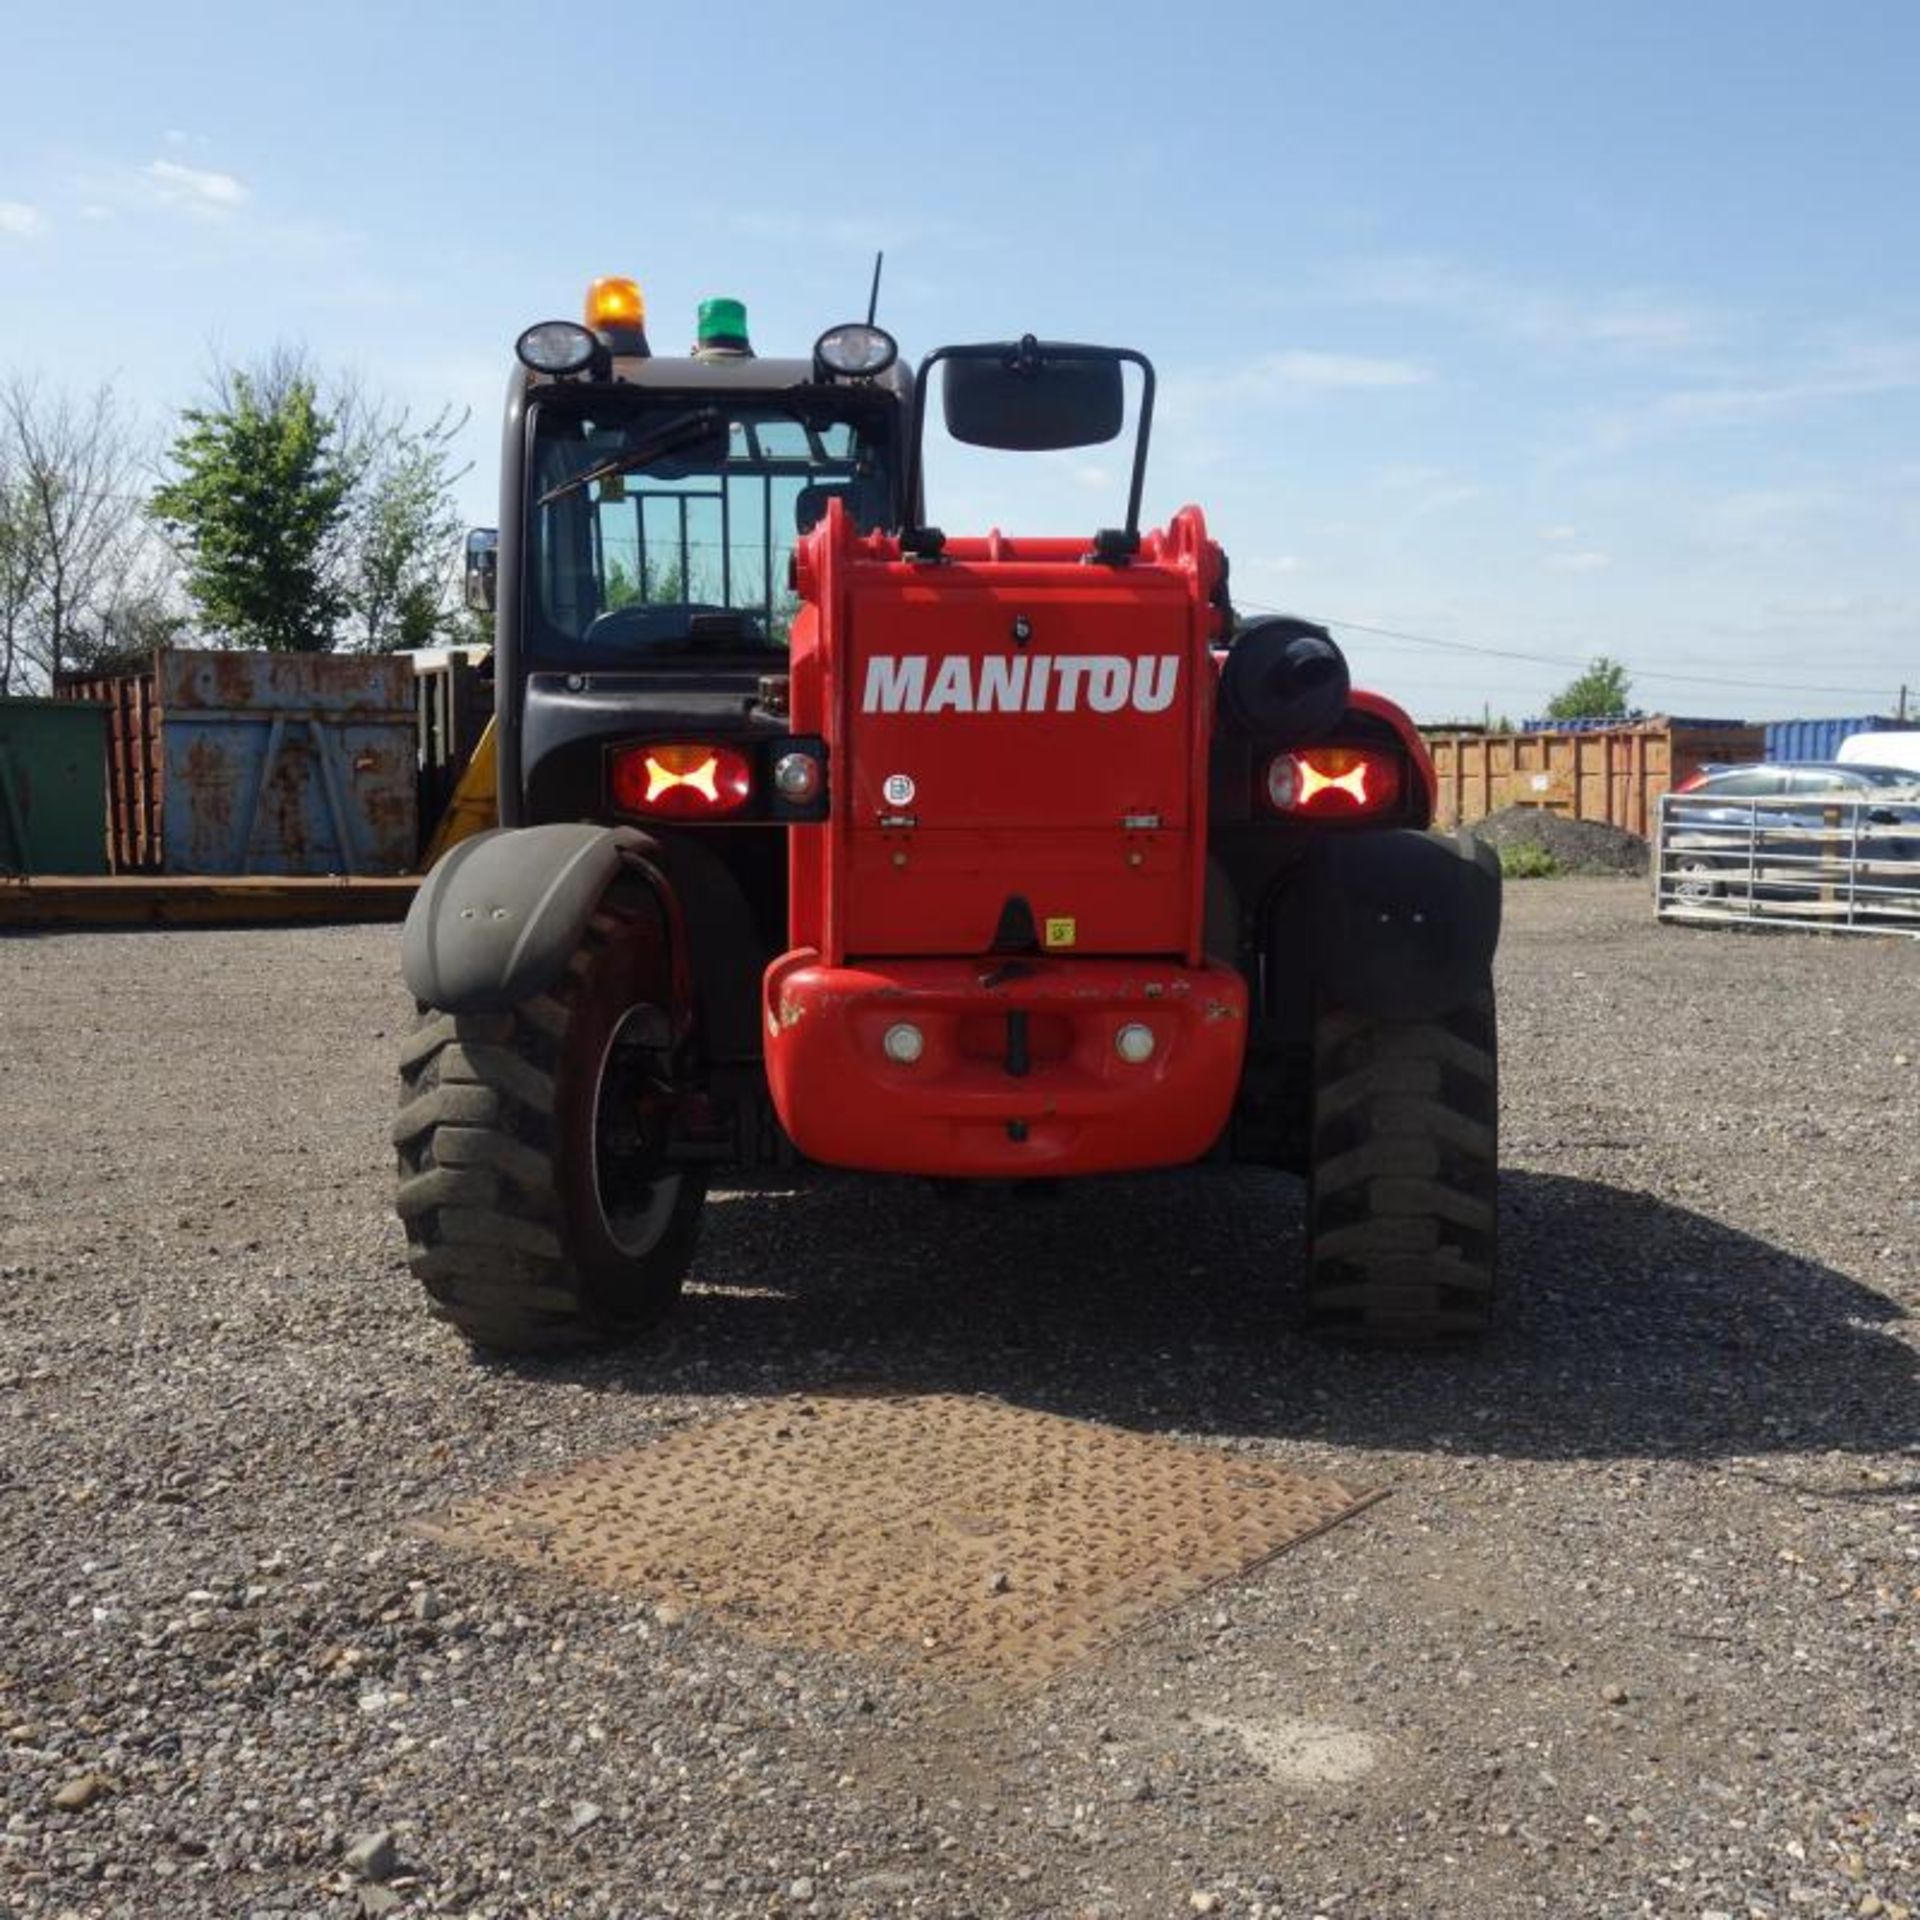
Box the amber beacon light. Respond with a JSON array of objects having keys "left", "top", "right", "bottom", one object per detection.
[{"left": 586, "top": 276, "right": 646, "bottom": 328}]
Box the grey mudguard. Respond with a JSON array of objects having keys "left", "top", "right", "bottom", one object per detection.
[
  {"left": 1307, "top": 828, "right": 1502, "bottom": 1021},
  {"left": 402, "top": 822, "right": 658, "bottom": 1013}
]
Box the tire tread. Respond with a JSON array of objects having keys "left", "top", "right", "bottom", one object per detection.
[
  {"left": 394, "top": 891, "right": 700, "bottom": 1353},
  {"left": 1306, "top": 989, "right": 1498, "bottom": 1343}
]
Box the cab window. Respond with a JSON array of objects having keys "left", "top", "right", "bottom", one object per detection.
[{"left": 526, "top": 397, "right": 896, "bottom": 660}]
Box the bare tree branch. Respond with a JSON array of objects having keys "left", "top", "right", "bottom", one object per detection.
[{"left": 0, "top": 375, "right": 170, "bottom": 689}]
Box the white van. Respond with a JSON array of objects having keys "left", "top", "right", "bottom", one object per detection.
[{"left": 1837, "top": 730, "right": 1920, "bottom": 775}]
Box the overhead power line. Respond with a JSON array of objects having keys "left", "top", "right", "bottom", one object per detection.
[{"left": 1235, "top": 599, "right": 1910, "bottom": 702}]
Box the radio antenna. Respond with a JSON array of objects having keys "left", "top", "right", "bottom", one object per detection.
[{"left": 865, "top": 250, "right": 885, "bottom": 326}]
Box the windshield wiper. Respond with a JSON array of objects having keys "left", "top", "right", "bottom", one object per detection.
[{"left": 538, "top": 408, "right": 726, "bottom": 507}]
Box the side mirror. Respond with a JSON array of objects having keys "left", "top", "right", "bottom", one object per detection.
[
  {"left": 464, "top": 528, "right": 498, "bottom": 613},
  {"left": 903, "top": 337, "right": 1156, "bottom": 544},
  {"left": 942, "top": 348, "right": 1125, "bottom": 451}
]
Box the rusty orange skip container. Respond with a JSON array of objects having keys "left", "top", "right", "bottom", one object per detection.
[{"left": 1425, "top": 719, "right": 1765, "bottom": 838}]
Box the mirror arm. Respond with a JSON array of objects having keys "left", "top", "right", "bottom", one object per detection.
[
  {"left": 900, "top": 346, "right": 943, "bottom": 548},
  {"left": 1121, "top": 349, "right": 1154, "bottom": 539}
]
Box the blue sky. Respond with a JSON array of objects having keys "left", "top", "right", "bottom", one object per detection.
[{"left": 3, "top": 0, "right": 1916, "bottom": 721}]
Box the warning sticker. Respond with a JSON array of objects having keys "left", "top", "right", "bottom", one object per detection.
[{"left": 1044, "top": 916, "right": 1077, "bottom": 949}]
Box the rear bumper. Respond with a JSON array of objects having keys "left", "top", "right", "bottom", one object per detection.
[{"left": 762, "top": 952, "right": 1248, "bottom": 1177}]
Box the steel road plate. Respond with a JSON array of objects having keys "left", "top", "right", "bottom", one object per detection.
[{"left": 415, "top": 1392, "right": 1381, "bottom": 1684}]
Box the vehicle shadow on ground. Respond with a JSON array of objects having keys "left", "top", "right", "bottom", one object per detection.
[{"left": 543, "top": 1168, "right": 1918, "bottom": 1468}]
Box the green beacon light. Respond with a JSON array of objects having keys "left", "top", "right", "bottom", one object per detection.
[{"left": 695, "top": 297, "right": 753, "bottom": 359}]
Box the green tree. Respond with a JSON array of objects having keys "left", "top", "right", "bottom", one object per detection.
[
  {"left": 450, "top": 604, "right": 494, "bottom": 651},
  {"left": 1544, "top": 655, "right": 1633, "bottom": 721},
  {"left": 342, "top": 407, "right": 468, "bottom": 652},
  {"left": 605, "top": 554, "right": 687, "bottom": 610},
  {"left": 151, "top": 356, "right": 350, "bottom": 652}
]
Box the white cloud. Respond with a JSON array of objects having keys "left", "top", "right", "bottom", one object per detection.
[
  {"left": 1260, "top": 350, "right": 1432, "bottom": 392},
  {"left": 0, "top": 200, "right": 46, "bottom": 238},
  {"left": 1538, "top": 523, "right": 1579, "bottom": 543},
  {"left": 1165, "top": 351, "right": 1432, "bottom": 422},
  {"left": 1542, "top": 548, "right": 1613, "bottom": 573},
  {"left": 1579, "top": 341, "right": 1920, "bottom": 456},
  {"left": 1379, "top": 465, "right": 1482, "bottom": 516},
  {"left": 144, "top": 158, "right": 248, "bottom": 214},
  {"left": 725, "top": 207, "right": 983, "bottom": 257},
  {"left": 1411, "top": 482, "right": 1483, "bottom": 516},
  {"left": 1656, "top": 366, "right": 1918, "bottom": 426},
  {"left": 1032, "top": 452, "right": 1121, "bottom": 495},
  {"left": 1325, "top": 254, "right": 1715, "bottom": 355}
]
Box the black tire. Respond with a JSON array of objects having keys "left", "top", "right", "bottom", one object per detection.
[
  {"left": 393, "top": 884, "right": 706, "bottom": 1353},
  {"left": 1305, "top": 989, "right": 1498, "bottom": 1343}
]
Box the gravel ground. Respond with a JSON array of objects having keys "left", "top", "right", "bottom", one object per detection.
[
  {"left": 1469, "top": 807, "right": 1652, "bottom": 876},
  {"left": 2, "top": 878, "right": 1916, "bottom": 1920}
]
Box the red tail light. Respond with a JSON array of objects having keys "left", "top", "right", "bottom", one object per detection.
[
  {"left": 1264, "top": 745, "right": 1402, "bottom": 817},
  {"left": 609, "top": 743, "right": 753, "bottom": 819}
]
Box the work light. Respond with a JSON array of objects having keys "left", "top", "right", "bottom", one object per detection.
[
  {"left": 515, "top": 321, "right": 598, "bottom": 377},
  {"left": 814, "top": 323, "right": 898, "bottom": 379}
]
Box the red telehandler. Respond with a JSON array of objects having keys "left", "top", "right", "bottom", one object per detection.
[{"left": 397, "top": 285, "right": 1501, "bottom": 1351}]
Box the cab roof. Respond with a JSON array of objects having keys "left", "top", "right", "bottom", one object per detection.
[{"left": 522, "top": 354, "right": 914, "bottom": 402}]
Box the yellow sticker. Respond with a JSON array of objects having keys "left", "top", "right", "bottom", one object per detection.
[{"left": 1044, "top": 916, "right": 1077, "bottom": 949}]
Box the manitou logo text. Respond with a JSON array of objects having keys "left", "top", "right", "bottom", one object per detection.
[{"left": 861, "top": 654, "right": 1180, "bottom": 716}]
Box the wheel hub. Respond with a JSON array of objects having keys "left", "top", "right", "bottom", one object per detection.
[{"left": 590, "top": 1007, "right": 683, "bottom": 1258}]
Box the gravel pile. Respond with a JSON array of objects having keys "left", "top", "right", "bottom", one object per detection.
[
  {"left": 1469, "top": 804, "right": 1651, "bottom": 876},
  {"left": 1, "top": 886, "right": 1916, "bottom": 1918}
]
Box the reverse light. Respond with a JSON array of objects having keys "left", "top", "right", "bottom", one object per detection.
[
  {"left": 609, "top": 743, "right": 753, "bottom": 820},
  {"left": 1114, "top": 1023, "right": 1156, "bottom": 1065},
  {"left": 772, "top": 750, "right": 822, "bottom": 803},
  {"left": 1264, "top": 746, "right": 1403, "bottom": 818},
  {"left": 882, "top": 1022, "right": 925, "bottom": 1065}
]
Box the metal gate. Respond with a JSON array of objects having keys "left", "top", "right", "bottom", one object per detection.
[{"left": 1656, "top": 792, "right": 1920, "bottom": 935}]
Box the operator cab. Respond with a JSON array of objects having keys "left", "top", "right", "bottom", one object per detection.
[{"left": 483, "top": 282, "right": 913, "bottom": 831}]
